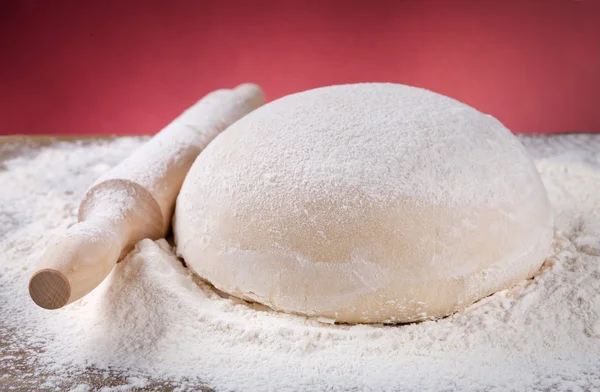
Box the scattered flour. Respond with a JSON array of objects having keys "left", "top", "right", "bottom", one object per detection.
[{"left": 1, "top": 135, "right": 600, "bottom": 391}]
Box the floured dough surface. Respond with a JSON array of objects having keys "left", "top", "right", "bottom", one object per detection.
[{"left": 174, "top": 83, "right": 554, "bottom": 323}]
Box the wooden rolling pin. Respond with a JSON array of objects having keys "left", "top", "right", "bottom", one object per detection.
[{"left": 29, "top": 84, "right": 264, "bottom": 310}]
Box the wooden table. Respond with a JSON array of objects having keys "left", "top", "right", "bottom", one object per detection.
[{"left": 2, "top": 134, "right": 598, "bottom": 391}]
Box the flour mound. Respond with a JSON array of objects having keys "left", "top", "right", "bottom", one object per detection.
[{"left": 174, "top": 83, "right": 554, "bottom": 323}]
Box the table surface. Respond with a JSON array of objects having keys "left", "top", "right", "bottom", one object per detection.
[{"left": 1, "top": 134, "right": 599, "bottom": 391}]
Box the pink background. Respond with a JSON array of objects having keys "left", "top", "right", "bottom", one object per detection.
[{"left": 1, "top": 0, "right": 599, "bottom": 135}]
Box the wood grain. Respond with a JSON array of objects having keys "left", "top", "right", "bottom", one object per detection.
[{"left": 28, "top": 269, "right": 71, "bottom": 310}]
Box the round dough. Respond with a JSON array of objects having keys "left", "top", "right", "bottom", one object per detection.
[{"left": 174, "top": 83, "right": 553, "bottom": 324}]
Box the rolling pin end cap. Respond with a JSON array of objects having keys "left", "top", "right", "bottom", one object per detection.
[
  {"left": 233, "top": 83, "right": 265, "bottom": 108},
  {"left": 29, "top": 269, "right": 71, "bottom": 310}
]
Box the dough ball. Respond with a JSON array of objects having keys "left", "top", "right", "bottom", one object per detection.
[{"left": 174, "top": 83, "right": 553, "bottom": 324}]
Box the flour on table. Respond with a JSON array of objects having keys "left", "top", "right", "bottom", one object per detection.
[{"left": 1, "top": 135, "right": 600, "bottom": 391}]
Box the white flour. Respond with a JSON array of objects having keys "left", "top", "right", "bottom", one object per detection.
[{"left": 1, "top": 135, "right": 600, "bottom": 391}]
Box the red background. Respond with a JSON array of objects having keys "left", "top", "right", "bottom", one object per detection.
[{"left": 1, "top": 0, "right": 599, "bottom": 135}]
